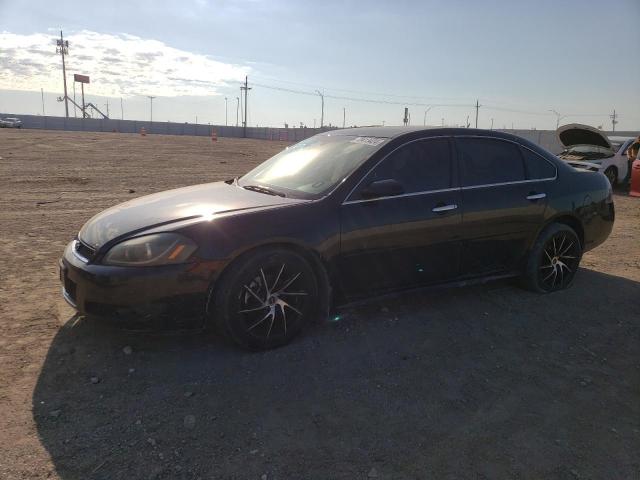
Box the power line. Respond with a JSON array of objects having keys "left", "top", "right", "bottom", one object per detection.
[{"left": 249, "top": 81, "right": 473, "bottom": 108}]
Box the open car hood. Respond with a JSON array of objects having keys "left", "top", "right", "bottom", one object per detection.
[{"left": 557, "top": 123, "right": 613, "bottom": 152}]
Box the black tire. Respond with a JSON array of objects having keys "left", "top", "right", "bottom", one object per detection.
[
  {"left": 604, "top": 166, "right": 617, "bottom": 186},
  {"left": 209, "top": 247, "right": 319, "bottom": 350},
  {"left": 523, "top": 223, "right": 582, "bottom": 293}
]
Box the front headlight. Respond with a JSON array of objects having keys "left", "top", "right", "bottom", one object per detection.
[{"left": 103, "top": 233, "right": 197, "bottom": 266}]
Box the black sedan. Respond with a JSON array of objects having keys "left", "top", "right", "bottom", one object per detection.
[{"left": 60, "top": 127, "right": 614, "bottom": 350}]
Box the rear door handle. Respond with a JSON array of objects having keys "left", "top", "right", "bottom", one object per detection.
[
  {"left": 526, "top": 193, "right": 546, "bottom": 201},
  {"left": 432, "top": 204, "right": 458, "bottom": 212}
]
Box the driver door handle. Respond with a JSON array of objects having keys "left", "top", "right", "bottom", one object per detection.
[
  {"left": 432, "top": 204, "right": 458, "bottom": 212},
  {"left": 526, "top": 192, "right": 546, "bottom": 201}
]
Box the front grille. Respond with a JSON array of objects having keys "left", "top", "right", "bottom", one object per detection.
[{"left": 75, "top": 240, "right": 96, "bottom": 261}]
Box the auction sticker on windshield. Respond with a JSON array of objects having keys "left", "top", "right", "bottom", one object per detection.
[{"left": 350, "top": 137, "right": 386, "bottom": 146}]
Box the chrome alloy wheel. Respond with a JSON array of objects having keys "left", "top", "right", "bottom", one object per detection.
[
  {"left": 538, "top": 233, "right": 580, "bottom": 291},
  {"left": 237, "top": 264, "right": 309, "bottom": 343}
]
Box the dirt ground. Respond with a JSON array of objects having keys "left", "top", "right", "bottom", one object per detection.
[{"left": 0, "top": 129, "right": 638, "bottom": 480}]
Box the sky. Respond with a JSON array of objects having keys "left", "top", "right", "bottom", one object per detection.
[{"left": 0, "top": 0, "right": 639, "bottom": 130}]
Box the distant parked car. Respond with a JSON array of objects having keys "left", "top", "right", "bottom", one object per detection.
[
  {"left": 60, "top": 127, "right": 615, "bottom": 350},
  {"left": 0, "top": 117, "right": 22, "bottom": 128},
  {"left": 556, "top": 124, "right": 634, "bottom": 185}
]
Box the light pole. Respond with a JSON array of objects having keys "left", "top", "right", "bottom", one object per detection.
[
  {"left": 235, "top": 97, "right": 240, "bottom": 127},
  {"left": 423, "top": 106, "right": 432, "bottom": 126},
  {"left": 490, "top": 118, "right": 494, "bottom": 130},
  {"left": 315, "top": 90, "right": 324, "bottom": 128},
  {"left": 224, "top": 96, "right": 228, "bottom": 126},
  {"left": 548, "top": 109, "right": 565, "bottom": 129}
]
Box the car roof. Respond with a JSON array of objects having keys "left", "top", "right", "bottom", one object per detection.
[{"left": 324, "top": 126, "right": 521, "bottom": 141}]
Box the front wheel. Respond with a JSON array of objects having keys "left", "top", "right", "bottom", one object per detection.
[
  {"left": 523, "top": 223, "right": 582, "bottom": 293},
  {"left": 209, "top": 247, "right": 319, "bottom": 350}
]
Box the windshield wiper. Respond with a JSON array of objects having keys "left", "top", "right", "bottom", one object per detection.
[{"left": 242, "top": 184, "right": 286, "bottom": 197}]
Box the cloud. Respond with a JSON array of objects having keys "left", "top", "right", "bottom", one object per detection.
[{"left": 0, "top": 30, "right": 249, "bottom": 97}]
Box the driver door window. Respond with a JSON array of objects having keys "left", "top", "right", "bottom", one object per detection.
[{"left": 353, "top": 138, "right": 452, "bottom": 198}]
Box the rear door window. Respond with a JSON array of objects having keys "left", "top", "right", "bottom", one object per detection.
[
  {"left": 521, "top": 147, "right": 557, "bottom": 180},
  {"left": 457, "top": 138, "right": 525, "bottom": 187}
]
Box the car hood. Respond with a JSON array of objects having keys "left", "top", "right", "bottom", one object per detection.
[
  {"left": 557, "top": 123, "right": 613, "bottom": 152},
  {"left": 79, "top": 181, "right": 305, "bottom": 248}
]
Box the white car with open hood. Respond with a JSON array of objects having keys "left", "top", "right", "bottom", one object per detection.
[{"left": 556, "top": 123, "right": 634, "bottom": 185}]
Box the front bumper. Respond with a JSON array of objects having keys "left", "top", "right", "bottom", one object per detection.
[{"left": 59, "top": 240, "right": 219, "bottom": 317}]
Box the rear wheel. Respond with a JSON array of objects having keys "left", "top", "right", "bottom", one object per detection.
[
  {"left": 523, "top": 223, "right": 582, "bottom": 293},
  {"left": 210, "top": 247, "right": 319, "bottom": 350},
  {"left": 604, "top": 166, "right": 617, "bottom": 186}
]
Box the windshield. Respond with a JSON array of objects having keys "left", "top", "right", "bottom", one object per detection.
[{"left": 239, "top": 134, "right": 387, "bottom": 199}]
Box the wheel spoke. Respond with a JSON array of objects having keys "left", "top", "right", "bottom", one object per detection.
[
  {"left": 271, "top": 264, "right": 285, "bottom": 292},
  {"left": 260, "top": 268, "right": 269, "bottom": 297},
  {"left": 278, "top": 291, "right": 308, "bottom": 296},
  {"left": 544, "top": 249, "right": 553, "bottom": 263},
  {"left": 275, "top": 272, "right": 301, "bottom": 293},
  {"left": 557, "top": 260, "right": 572, "bottom": 273},
  {"left": 539, "top": 264, "right": 553, "bottom": 270},
  {"left": 552, "top": 238, "right": 557, "bottom": 256},
  {"left": 248, "top": 309, "right": 273, "bottom": 331},
  {"left": 557, "top": 236, "right": 566, "bottom": 256},
  {"left": 281, "top": 300, "right": 302, "bottom": 316},
  {"left": 238, "top": 305, "right": 268, "bottom": 314},
  {"left": 243, "top": 285, "right": 264, "bottom": 304},
  {"left": 281, "top": 303, "right": 287, "bottom": 335},
  {"left": 265, "top": 310, "right": 276, "bottom": 341},
  {"left": 559, "top": 241, "right": 574, "bottom": 257},
  {"left": 543, "top": 268, "right": 555, "bottom": 282}
]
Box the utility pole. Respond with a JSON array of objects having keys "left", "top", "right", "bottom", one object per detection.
[
  {"left": 490, "top": 118, "right": 494, "bottom": 130},
  {"left": 236, "top": 97, "right": 240, "bottom": 127},
  {"left": 120, "top": 97, "right": 124, "bottom": 120},
  {"left": 474, "top": 99, "right": 480, "bottom": 128},
  {"left": 56, "top": 31, "right": 70, "bottom": 118},
  {"left": 240, "top": 76, "right": 251, "bottom": 137},
  {"left": 224, "top": 96, "right": 228, "bottom": 126},
  {"left": 423, "top": 106, "right": 432, "bottom": 126},
  {"left": 610, "top": 109, "right": 618, "bottom": 132},
  {"left": 147, "top": 96, "right": 156, "bottom": 131},
  {"left": 315, "top": 90, "right": 324, "bottom": 128},
  {"left": 343, "top": 107, "right": 345, "bottom": 128},
  {"left": 40, "top": 88, "right": 45, "bottom": 116}
]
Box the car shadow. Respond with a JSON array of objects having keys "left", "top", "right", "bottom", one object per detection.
[{"left": 33, "top": 269, "right": 639, "bottom": 479}]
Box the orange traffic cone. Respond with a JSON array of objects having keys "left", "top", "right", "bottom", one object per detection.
[
  {"left": 140, "top": 127, "right": 146, "bottom": 136},
  {"left": 211, "top": 129, "right": 218, "bottom": 142}
]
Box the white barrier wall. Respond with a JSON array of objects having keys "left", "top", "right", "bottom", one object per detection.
[{"left": 1, "top": 113, "right": 636, "bottom": 153}]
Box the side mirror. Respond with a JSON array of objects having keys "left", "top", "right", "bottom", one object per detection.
[{"left": 361, "top": 179, "right": 404, "bottom": 199}]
